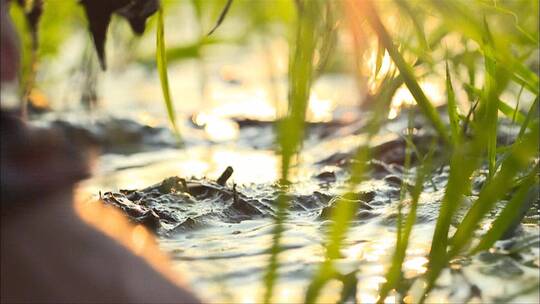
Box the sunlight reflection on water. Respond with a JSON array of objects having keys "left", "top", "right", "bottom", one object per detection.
[{"left": 82, "top": 147, "right": 279, "bottom": 194}]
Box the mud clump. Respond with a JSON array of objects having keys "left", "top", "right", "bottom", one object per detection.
[{"left": 101, "top": 167, "right": 260, "bottom": 234}]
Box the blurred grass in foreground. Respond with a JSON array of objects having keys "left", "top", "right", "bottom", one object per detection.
[{"left": 7, "top": 0, "right": 539, "bottom": 302}]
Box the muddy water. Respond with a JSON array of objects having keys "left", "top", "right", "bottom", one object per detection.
[
  {"left": 18, "top": 11, "right": 538, "bottom": 302},
  {"left": 76, "top": 113, "right": 539, "bottom": 304}
]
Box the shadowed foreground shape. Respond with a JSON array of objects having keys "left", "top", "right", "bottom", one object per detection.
[{"left": 0, "top": 112, "right": 200, "bottom": 303}]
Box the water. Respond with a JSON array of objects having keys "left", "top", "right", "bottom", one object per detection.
[
  {"left": 76, "top": 115, "right": 539, "bottom": 303},
  {"left": 17, "top": 6, "right": 538, "bottom": 301}
]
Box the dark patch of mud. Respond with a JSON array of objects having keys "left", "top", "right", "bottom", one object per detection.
[
  {"left": 91, "top": 108, "right": 539, "bottom": 302},
  {"left": 98, "top": 109, "right": 534, "bottom": 241},
  {"left": 33, "top": 116, "right": 178, "bottom": 154},
  {"left": 101, "top": 167, "right": 334, "bottom": 235},
  {"left": 31, "top": 114, "right": 349, "bottom": 154}
]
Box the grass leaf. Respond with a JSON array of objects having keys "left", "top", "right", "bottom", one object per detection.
[
  {"left": 156, "top": 6, "right": 180, "bottom": 139},
  {"left": 361, "top": 0, "right": 450, "bottom": 144},
  {"left": 207, "top": 0, "right": 234, "bottom": 36},
  {"left": 445, "top": 61, "right": 460, "bottom": 145},
  {"left": 378, "top": 127, "right": 435, "bottom": 304},
  {"left": 463, "top": 84, "right": 526, "bottom": 124},
  {"left": 479, "top": 17, "right": 500, "bottom": 179},
  {"left": 263, "top": 1, "right": 320, "bottom": 302},
  {"left": 449, "top": 123, "right": 539, "bottom": 257},
  {"left": 471, "top": 170, "right": 538, "bottom": 254},
  {"left": 517, "top": 97, "right": 539, "bottom": 140}
]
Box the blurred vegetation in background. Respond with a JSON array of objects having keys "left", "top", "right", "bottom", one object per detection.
[{"left": 8, "top": 0, "right": 539, "bottom": 303}]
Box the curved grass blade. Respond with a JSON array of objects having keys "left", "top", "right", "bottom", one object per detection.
[
  {"left": 448, "top": 123, "right": 538, "bottom": 257},
  {"left": 420, "top": 123, "right": 538, "bottom": 302},
  {"left": 463, "top": 84, "right": 526, "bottom": 124},
  {"left": 263, "top": 1, "right": 320, "bottom": 302},
  {"left": 207, "top": 0, "right": 233, "bottom": 36},
  {"left": 303, "top": 4, "right": 394, "bottom": 300},
  {"left": 394, "top": 0, "right": 428, "bottom": 50},
  {"left": 377, "top": 128, "right": 435, "bottom": 304},
  {"left": 431, "top": 0, "right": 539, "bottom": 95},
  {"left": 479, "top": 18, "right": 500, "bottom": 179},
  {"left": 471, "top": 170, "right": 538, "bottom": 254},
  {"left": 445, "top": 61, "right": 460, "bottom": 145},
  {"left": 156, "top": 6, "right": 180, "bottom": 139},
  {"left": 361, "top": 0, "right": 450, "bottom": 144},
  {"left": 517, "top": 97, "right": 539, "bottom": 140}
]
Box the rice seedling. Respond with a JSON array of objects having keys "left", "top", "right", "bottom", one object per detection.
[
  {"left": 94, "top": 0, "right": 540, "bottom": 302},
  {"left": 156, "top": 5, "right": 180, "bottom": 140},
  {"left": 449, "top": 123, "right": 538, "bottom": 258},
  {"left": 207, "top": 0, "right": 234, "bottom": 36},
  {"left": 263, "top": 1, "right": 322, "bottom": 302},
  {"left": 445, "top": 61, "right": 461, "bottom": 145},
  {"left": 472, "top": 169, "right": 538, "bottom": 254},
  {"left": 377, "top": 112, "right": 435, "bottom": 304},
  {"left": 360, "top": 0, "right": 450, "bottom": 144},
  {"left": 302, "top": 4, "right": 405, "bottom": 301},
  {"left": 4, "top": 0, "right": 538, "bottom": 302},
  {"left": 517, "top": 97, "right": 539, "bottom": 140}
]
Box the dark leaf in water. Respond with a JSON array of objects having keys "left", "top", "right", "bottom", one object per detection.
[{"left": 80, "top": 0, "right": 159, "bottom": 70}]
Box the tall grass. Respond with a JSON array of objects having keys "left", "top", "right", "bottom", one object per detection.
[
  {"left": 303, "top": 0, "right": 537, "bottom": 302},
  {"left": 274, "top": 0, "right": 537, "bottom": 301},
  {"left": 263, "top": 1, "right": 321, "bottom": 302},
  {"left": 7, "top": 0, "right": 538, "bottom": 302},
  {"left": 156, "top": 6, "right": 181, "bottom": 140},
  {"left": 377, "top": 112, "right": 434, "bottom": 304},
  {"left": 360, "top": 0, "right": 450, "bottom": 144}
]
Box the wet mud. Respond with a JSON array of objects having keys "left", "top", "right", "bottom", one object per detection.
[{"left": 80, "top": 109, "right": 539, "bottom": 303}]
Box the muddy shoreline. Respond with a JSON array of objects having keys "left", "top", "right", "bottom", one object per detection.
[{"left": 72, "top": 109, "right": 540, "bottom": 303}]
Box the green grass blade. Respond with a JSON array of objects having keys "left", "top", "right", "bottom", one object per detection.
[
  {"left": 471, "top": 170, "right": 538, "bottom": 254},
  {"left": 374, "top": 37, "right": 385, "bottom": 78},
  {"left": 314, "top": 1, "right": 337, "bottom": 78},
  {"left": 463, "top": 84, "right": 526, "bottom": 124},
  {"left": 377, "top": 139, "right": 435, "bottom": 304},
  {"left": 425, "top": 128, "right": 487, "bottom": 298},
  {"left": 499, "top": 99, "right": 526, "bottom": 124},
  {"left": 517, "top": 97, "right": 539, "bottom": 140},
  {"left": 156, "top": 7, "right": 180, "bottom": 139},
  {"left": 430, "top": 0, "right": 539, "bottom": 95},
  {"left": 445, "top": 61, "right": 460, "bottom": 145},
  {"left": 448, "top": 123, "right": 539, "bottom": 257},
  {"left": 207, "top": 0, "right": 234, "bottom": 35},
  {"left": 479, "top": 18, "right": 500, "bottom": 179},
  {"left": 263, "top": 1, "right": 320, "bottom": 302},
  {"left": 512, "top": 85, "right": 525, "bottom": 124},
  {"left": 394, "top": 0, "right": 428, "bottom": 50},
  {"left": 362, "top": 0, "right": 450, "bottom": 144},
  {"left": 303, "top": 11, "right": 396, "bottom": 296},
  {"left": 262, "top": 193, "right": 288, "bottom": 304}
]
